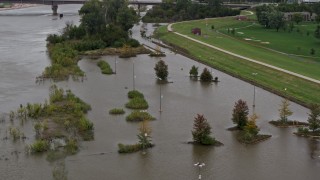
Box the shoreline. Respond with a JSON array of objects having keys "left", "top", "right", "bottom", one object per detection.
[
  {"left": 0, "top": 3, "right": 39, "bottom": 11},
  {"left": 152, "top": 31, "right": 317, "bottom": 109}
]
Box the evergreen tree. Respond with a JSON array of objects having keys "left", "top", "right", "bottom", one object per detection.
[
  {"left": 232, "top": 99, "right": 249, "bottom": 129},
  {"left": 308, "top": 104, "right": 320, "bottom": 132},
  {"left": 200, "top": 68, "right": 213, "bottom": 82},
  {"left": 189, "top": 65, "right": 199, "bottom": 77}
]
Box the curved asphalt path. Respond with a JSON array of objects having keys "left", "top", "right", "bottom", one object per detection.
[{"left": 167, "top": 23, "right": 320, "bottom": 85}]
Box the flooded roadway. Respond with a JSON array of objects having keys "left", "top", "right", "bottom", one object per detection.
[{"left": 0, "top": 5, "right": 319, "bottom": 180}]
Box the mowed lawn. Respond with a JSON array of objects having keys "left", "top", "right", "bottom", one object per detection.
[
  {"left": 171, "top": 17, "right": 320, "bottom": 81},
  {"left": 155, "top": 26, "right": 320, "bottom": 106}
]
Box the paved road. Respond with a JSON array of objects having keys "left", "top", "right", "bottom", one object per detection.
[{"left": 167, "top": 23, "right": 320, "bottom": 85}]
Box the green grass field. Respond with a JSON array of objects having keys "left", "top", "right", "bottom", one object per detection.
[
  {"left": 171, "top": 17, "right": 320, "bottom": 80},
  {"left": 155, "top": 26, "right": 320, "bottom": 107}
]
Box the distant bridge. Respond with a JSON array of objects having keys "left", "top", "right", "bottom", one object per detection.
[
  {"left": 0, "top": 0, "right": 163, "bottom": 15},
  {"left": 0, "top": 0, "right": 163, "bottom": 5},
  {"left": 1, "top": 0, "right": 254, "bottom": 15}
]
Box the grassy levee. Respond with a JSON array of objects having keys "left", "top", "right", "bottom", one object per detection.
[
  {"left": 155, "top": 26, "right": 320, "bottom": 107},
  {"left": 171, "top": 17, "right": 320, "bottom": 80}
]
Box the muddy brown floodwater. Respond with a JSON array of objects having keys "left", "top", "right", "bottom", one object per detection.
[{"left": 0, "top": 4, "right": 319, "bottom": 180}]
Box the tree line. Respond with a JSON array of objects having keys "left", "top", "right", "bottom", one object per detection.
[
  {"left": 142, "top": 0, "right": 240, "bottom": 23},
  {"left": 256, "top": 3, "right": 320, "bottom": 32}
]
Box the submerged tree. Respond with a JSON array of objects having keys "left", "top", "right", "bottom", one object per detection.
[
  {"left": 200, "top": 68, "right": 213, "bottom": 82},
  {"left": 308, "top": 104, "right": 320, "bottom": 132},
  {"left": 278, "top": 99, "right": 293, "bottom": 123},
  {"left": 138, "top": 120, "right": 152, "bottom": 153},
  {"left": 192, "top": 114, "right": 216, "bottom": 145},
  {"left": 243, "top": 114, "right": 260, "bottom": 137},
  {"left": 154, "top": 60, "right": 168, "bottom": 81},
  {"left": 232, "top": 99, "right": 249, "bottom": 130},
  {"left": 189, "top": 65, "right": 199, "bottom": 77}
]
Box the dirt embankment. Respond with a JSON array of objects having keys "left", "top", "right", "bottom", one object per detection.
[{"left": 0, "top": 3, "right": 39, "bottom": 11}]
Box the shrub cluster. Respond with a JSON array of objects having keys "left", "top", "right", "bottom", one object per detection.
[
  {"left": 97, "top": 60, "right": 113, "bottom": 74},
  {"left": 118, "top": 143, "right": 142, "bottom": 153},
  {"left": 109, "top": 108, "right": 125, "bottom": 115},
  {"left": 126, "top": 90, "right": 149, "bottom": 109},
  {"left": 125, "top": 98, "right": 149, "bottom": 109}
]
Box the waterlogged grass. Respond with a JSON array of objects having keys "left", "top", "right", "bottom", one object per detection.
[
  {"left": 126, "top": 90, "right": 149, "bottom": 109},
  {"left": 13, "top": 85, "right": 94, "bottom": 155},
  {"left": 118, "top": 143, "right": 142, "bottom": 153},
  {"left": 29, "top": 140, "right": 50, "bottom": 153},
  {"left": 125, "top": 97, "right": 149, "bottom": 109},
  {"left": 42, "top": 43, "right": 85, "bottom": 80},
  {"left": 126, "top": 111, "right": 155, "bottom": 122},
  {"left": 118, "top": 143, "right": 153, "bottom": 153},
  {"left": 155, "top": 26, "right": 320, "bottom": 106},
  {"left": 97, "top": 60, "right": 113, "bottom": 74},
  {"left": 109, "top": 108, "right": 125, "bottom": 115},
  {"left": 171, "top": 17, "right": 320, "bottom": 80},
  {"left": 128, "top": 90, "right": 144, "bottom": 99}
]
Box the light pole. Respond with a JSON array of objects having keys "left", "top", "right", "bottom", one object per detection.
[
  {"left": 194, "top": 162, "right": 205, "bottom": 180},
  {"left": 252, "top": 73, "right": 258, "bottom": 109},
  {"left": 114, "top": 56, "right": 117, "bottom": 74},
  {"left": 133, "top": 60, "right": 136, "bottom": 90},
  {"left": 158, "top": 78, "right": 162, "bottom": 113}
]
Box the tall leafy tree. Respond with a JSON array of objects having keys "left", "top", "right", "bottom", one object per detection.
[
  {"left": 232, "top": 99, "right": 249, "bottom": 130},
  {"left": 79, "top": 0, "right": 105, "bottom": 35},
  {"left": 154, "top": 60, "right": 169, "bottom": 80},
  {"left": 308, "top": 104, "right": 320, "bottom": 132},
  {"left": 192, "top": 114, "right": 215, "bottom": 145},
  {"left": 268, "top": 10, "right": 285, "bottom": 32},
  {"left": 116, "top": 6, "right": 139, "bottom": 31},
  {"left": 292, "top": 13, "right": 303, "bottom": 25}
]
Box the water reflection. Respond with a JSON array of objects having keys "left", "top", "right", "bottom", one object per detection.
[{"left": 308, "top": 139, "right": 320, "bottom": 160}]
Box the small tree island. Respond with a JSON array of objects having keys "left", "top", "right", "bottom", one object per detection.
[
  {"left": 229, "top": 99, "right": 271, "bottom": 144},
  {"left": 269, "top": 99, "right": 309, "bottom": 127},
  {"left": 190, "top": 114, "right": 222, "bottom": 146},
  {"left": 295, "top": 104, "right": 320, "bottom": 137}
]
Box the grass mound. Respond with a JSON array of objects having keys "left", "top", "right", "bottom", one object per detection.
[
  {"left": 126, "top": 111, "right": 155, "bottom": 122},
  {"left": 97, "top": 60, "right": 113, "bottom": 74}
]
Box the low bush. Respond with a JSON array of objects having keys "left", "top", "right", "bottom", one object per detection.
[
  {"left": 78, "top": 117, "right": 94, "bottom": 132},
  {"left": 118, "top": 143, "right": 142, "bottom": 153},
  {"left": 126, "top": 39, "right": 140, "bottom": 48},
  {"left": 65, "top": 138, "right": 78, "bottom": 154},
  {"left": 109, "top": 108, "right": 125, "bottom": 115},
  {"left": 30, "top": 140, "right": 50, "bottom": 153},
  {"left": 71, "top": 40, "right": 106, "bottom": 52},
  {"left": 200, "top": 136, "right": 216, "bottom": 145},
  {"left": 126, "top": 111, "right": 155, "bottom": 122},
  {"left": 97, "top": 60, "right": 113, "bottom": 74},
  {"left": 128, "top": 90, "right": 144, "bottom": 99},
  {"left": 297, "top": 127, "right": 309, "bottom": 134},
  {"left": 125, "top": 97, "right": 149, "bottom": 109}
]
